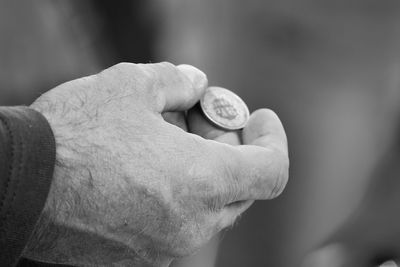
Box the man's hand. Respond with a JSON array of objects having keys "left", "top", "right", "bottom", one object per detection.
[{"left": 25, "top": 62, "right": 289, "bottom": 266}]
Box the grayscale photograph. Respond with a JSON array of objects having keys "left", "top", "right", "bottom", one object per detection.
[{"left": 1, "top": 1, "right": 400, "bottom": 267}]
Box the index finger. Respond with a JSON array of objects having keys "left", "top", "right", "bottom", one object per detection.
[
  {"left": 145, "top": 62, "right": 208, "bottom": 112},
  {"left": 101, "top": 62, "right": 208, "bottom": 113}
]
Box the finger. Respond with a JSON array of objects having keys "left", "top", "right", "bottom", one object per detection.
[
  {"left": 187, "top": 104, "right": 241, "bottom": 144},
  {"left": 99, "top": 62, "right": 206, "bottom": 112},
  {"left": 162, "top": 111, "right": 188, "bottom": 131},
  {"left": 145, "top": 62, "right": 208, "bottom": 112}
]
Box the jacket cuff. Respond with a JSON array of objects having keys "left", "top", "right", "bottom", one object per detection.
[{"left": 0, "top": 106, "right": 56, "bottom": 266}]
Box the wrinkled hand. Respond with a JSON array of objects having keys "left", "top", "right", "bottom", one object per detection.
[
  {"left": 303, "top": 144, "right": 400, "bottom": 267},
  {"left": 26, "top": 62, "right": 289, "bottom": 267}
]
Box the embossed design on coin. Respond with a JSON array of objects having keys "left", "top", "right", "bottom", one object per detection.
[
  {"left": 200, "top": 87, "right": 249, "bottom": 130},
  {"left": 213, "top": 98, "right": 238, "bottom": 120}
]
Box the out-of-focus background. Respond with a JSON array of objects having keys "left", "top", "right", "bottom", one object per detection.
[{"left": 2, "top": 1, "right": 400, "bottom": 266}]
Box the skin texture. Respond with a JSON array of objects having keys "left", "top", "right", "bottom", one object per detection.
[{"left": 24, "top": 62, "right": 289, "bottom": 267}]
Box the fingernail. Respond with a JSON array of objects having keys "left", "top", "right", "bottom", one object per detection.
[{"left": 177, "top": 64, "right": 208, "bottom": 91}]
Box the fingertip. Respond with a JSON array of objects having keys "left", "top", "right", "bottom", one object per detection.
[{"left": 177, "top": 64, "right": 208, "bottom": 96}]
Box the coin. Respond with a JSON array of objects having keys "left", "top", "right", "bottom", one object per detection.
[{"left": 200, "top": 86, "right": 250, "bottom": 130}]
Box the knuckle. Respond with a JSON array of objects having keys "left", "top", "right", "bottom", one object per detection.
[
  {"left": 139, "top": 62, "right": 180, "bottom": 107},
  {"left": 147, "top": 62, "right": 179, "bottom": 83},
  {"left": 116, "top": 62, "right": 133, "bottom": 67},
  {"left": 97, "top": 62, "right": 142, "bottom": 85},
  {"left": 153, "top": 61, "right": 191, "bottom": 86},
  {"left": 98, "top": 62, "right": 164, "bottom": 105},
  {"left": 101, "top": 62, "right": 155, "bottom": 82},
  {"left": 104, "top": 62, "right": 137, "bottom": 75},
  {"left": 153, "top": 61, "right": 176, "bottom": 70}
]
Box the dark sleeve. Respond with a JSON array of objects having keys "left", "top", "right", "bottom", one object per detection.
[{"left": 0, "top": 106, "right": 56, "bottom": 267}]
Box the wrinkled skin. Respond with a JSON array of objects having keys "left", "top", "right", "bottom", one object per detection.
[{"left": 25, "top": 62, "right": 289, "bottom": 267}]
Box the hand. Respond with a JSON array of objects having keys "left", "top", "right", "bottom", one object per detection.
[
  {"left": 25, "top": 62, "right": 289, "bottom": 267},
  {"left": 302, "top": 144, "right": 400, "bottom": 267},
  {"left": 169, "top": 87, "right": 247, "bottom": 267}
]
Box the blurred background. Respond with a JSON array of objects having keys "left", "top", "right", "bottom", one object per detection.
[{"left": 2, "top": 1, "right": 400, "bottom": 266}]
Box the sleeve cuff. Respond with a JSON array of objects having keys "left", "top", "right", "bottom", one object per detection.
[{"left": 0, "top": 106, "right": 56, "bottom": 266}]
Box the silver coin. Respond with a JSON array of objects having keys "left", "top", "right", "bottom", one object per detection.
[{"left": 200, "top": 86, "right": 250, "bottom": 130}]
